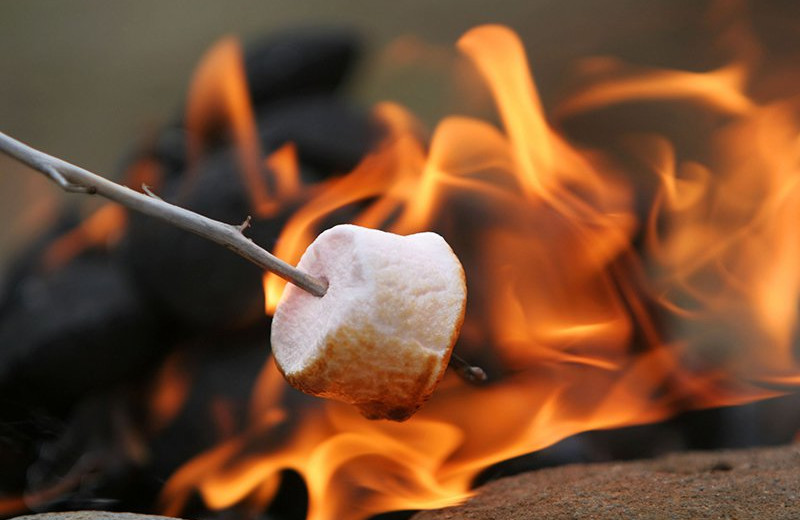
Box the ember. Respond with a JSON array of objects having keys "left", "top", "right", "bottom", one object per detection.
[{"left": 2, "top": 2, "right": 800, "bottom": 520}]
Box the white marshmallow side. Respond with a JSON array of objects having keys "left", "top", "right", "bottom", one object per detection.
[{"left": 270, "top": 224, "right": 466, "bottom": 420}]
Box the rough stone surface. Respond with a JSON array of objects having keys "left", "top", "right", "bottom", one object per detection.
[
  {"left": 12, "top": 513, "right": 182, "bottom": 520},
  {"left": 413, "top": 444, "right": 800, "bottom": 520}
]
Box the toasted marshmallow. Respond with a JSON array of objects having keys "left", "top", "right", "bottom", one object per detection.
[{"left": 271, "top": 224, "right": 466, "bottom": 421}]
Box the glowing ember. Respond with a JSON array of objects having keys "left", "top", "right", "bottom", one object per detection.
[{"left": 158, "top": 15, "right": 800, "bottom": 520}]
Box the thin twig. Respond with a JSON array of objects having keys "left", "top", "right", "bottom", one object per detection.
[
  {"left": 450, "top": 353, "right": 488, "bottom": 383},
  {"left": 141, "top": 183, "right": 163, "bottom": 200},
  {"left": 0, "top": 131, "right": 328, "bottom": 297}
]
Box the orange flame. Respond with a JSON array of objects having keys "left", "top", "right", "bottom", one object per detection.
[
  {"left": 185, "top": 39, "right": 316, "bottom": 224},
  {"left": 263, "top": 102, "right": 428, "bottom": 313},
  {"left": 147, "top": 352, "right": 192, "bottom": 433},
  {"left": 161, "top": 17, "right": 800, "bottom": 520},
  {"left": 40, "top": 203, "right": 127, "bottom": 270},
  {"left": 186, "top": 37, "right": 279, "bottom": 217},
  {"left": 265, "top": 142, "right": 303, "bottom": 201}
]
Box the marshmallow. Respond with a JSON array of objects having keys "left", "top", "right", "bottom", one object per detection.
[{"left": 271, "top": 224, "right": 467, "bottom": 421}]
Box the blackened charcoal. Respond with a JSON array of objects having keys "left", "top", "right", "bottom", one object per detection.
[
  {"left": 115, "top": 28, "right": 373, "bottom": 329},
  {"left": 116, "top": 27, "right": 362, "bottom": 186},
  {"left": 110, "top": 124, "right": 188, "bottom": 204},
  {"left": 21, "top": 395, "right": 162, "bottom": 516},
  {"left": 258, "top": 96, "right": 377, "bottom": 174},
  {"left": 0, "top": 210, "right": 81, "bottom": 316},
  {"left": 133, "top": 124, "right": 189, "bottom": 186},
  {"left": 244, "top": 27, "right": 361, "bottom": 109},
  {"left": 0, "top": 253, "right": 158, "bottom": 413},
  {"left": 145, "top": 325, "right": 319, "bottom": 520},
  {"left": 0, "top": 402, "right": 65, "bottom": 509},
  {"left": 119, "top": 97, "right": 375, "bottom": 329},
  {"left": 29, "top": 326, "right": 273, "bottom": 516},
  {"left": 144, "top": 324, "right": 270, "bottom": 480},
  {"left": 150, "top": 124, "right": 189, "bottom": 178},
  {"left": 119, "top": 149, "right": 286, "bottom": 329}
]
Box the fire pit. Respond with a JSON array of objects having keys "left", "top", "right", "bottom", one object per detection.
[{"left": 2, "top": 2, "right": 800, "bottom": 519}]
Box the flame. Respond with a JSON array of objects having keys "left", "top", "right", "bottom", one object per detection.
[
  {"left": 185, "top": 38, "right": 318, "bottom": 222},
  {"left": 185, "top": 37, "right": 279, "bottom": 217},
  {"left": 263, "top": 102, "right": 428, "bottom": 313},
  {"left": 554, "top": 61, "right": 755, "bottom": 120},
  {"left": 646, "top": 104, "right": 800, "bottom": 379},
  {"left": 40, "top": 203, "right": 126, "bottom": 270},
  {"left": 265, "top": 142, "right": 303, "bottom": 201},
  {"left": 147, "top": 352, "right": 192, "bottom": 433},
  {"left": 161, "top": 15, "right": 800, "bottom": 520}
]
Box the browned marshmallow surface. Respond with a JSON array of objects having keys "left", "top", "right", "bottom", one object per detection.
[{"left": 271, "top": 224, "right": 466, "bottom": 421}]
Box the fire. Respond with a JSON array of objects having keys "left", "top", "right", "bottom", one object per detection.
[
  {"left": 186, "top": 37, "right": 280, "bottom": 218},
  {"left": 161, "top": 15, "right": 800, "bottom": 520},
  {"left": 647, "top": 104, "right": 800, "bottom": 381},
  {"left": 39, "top": 203, "right": 127, "bottom": 270},
  {"left": 263, "top": 102, "right": 429, "bottom": 313}
]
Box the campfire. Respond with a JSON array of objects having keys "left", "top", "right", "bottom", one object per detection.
[{"left": 2, "top": 2, "right": 800, "bottom": 519}]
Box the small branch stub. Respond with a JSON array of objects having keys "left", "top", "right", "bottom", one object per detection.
[
  {"left": 237, "top": 215, "right": 252, "bottom": 233},
  {"left": 450, "top": 353, "right": 488, "bottom": 384},
  {"left": 141, "top": 184, "right": 162, "bottom": 200}
]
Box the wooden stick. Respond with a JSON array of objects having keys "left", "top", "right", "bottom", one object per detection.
[{"left": 0, "top": 131, "right": 328, "bottom": 297}]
